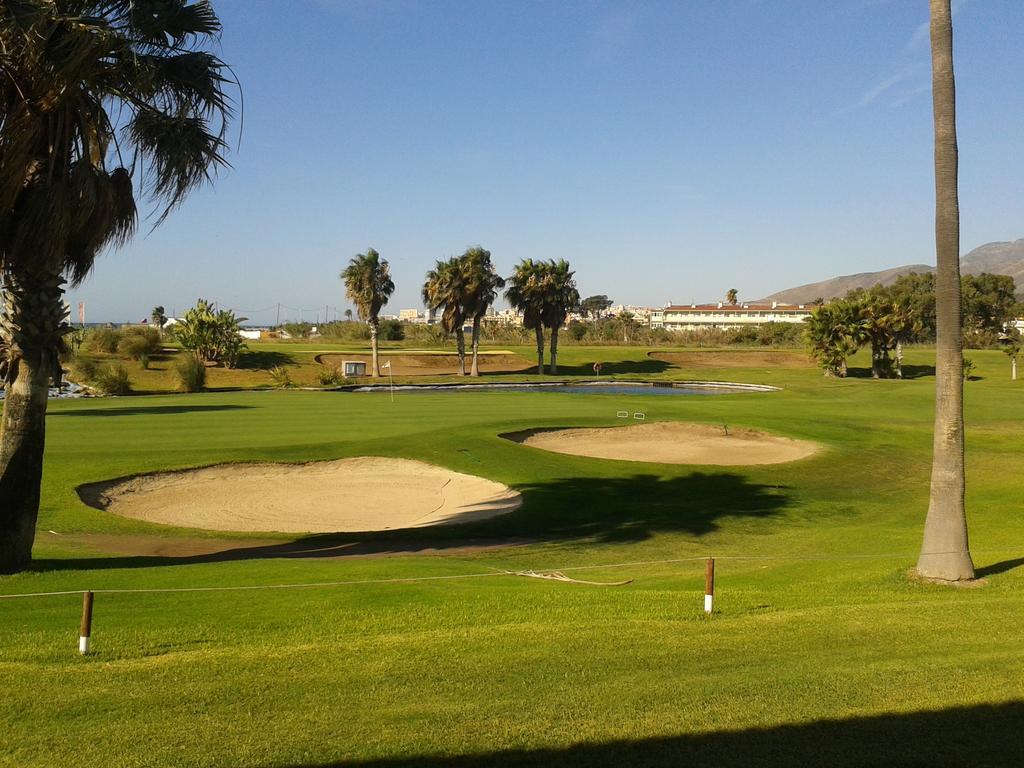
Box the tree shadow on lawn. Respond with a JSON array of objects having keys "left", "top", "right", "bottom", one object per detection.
[
  {"left": 976, "top": 556, "right": 1024, "bottom": 577},
  {"left": 50, "top": 404, "right": 255, "bottom": 417},
  {"left": 846, "top": 364, "right": 935, "bottom": 380},
  {"left": 484, "top": 358, "right": 673, "bottom": 378},
  {"left": 32, "top": 472, "right": 789, "bottom": 571},
  {"left": 237, "top": 350, "right": 296, "bottom": 369},
  {"left": 290, "top": 701, "right": 1024, "bottom": 768}
]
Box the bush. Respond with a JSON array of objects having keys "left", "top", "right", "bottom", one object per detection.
[
  {"left": 82, "top": 327, "right": 122, "bottom": 354},
  {"left": 963, "top": 358, "right": 976, "bottom": 380},
  {"left": 117, "top": 327, "right": 162, "bottom": 368},
  {"left": 282, "top": 322, "right": 313, "bottom": 339},
  {"left": 319, "top": 321, "right": 371, "bottom": 342},
  {"left": 378, "top": 318, "right": 405, "bottom": 341},
  {"left": 92, "top": 363, "right": 131, "bottom": 394},
  {"left": 269, "top": 366, "right": 294, "bottom": 388},
  {"left": 176, "top": 354, "right": 207, "bottom": 392},
  {"left": 317, "top": 365, "right": 344, "bottom": 386},
  {"left": 174, "top": 299, "right": 246, "bottom": 368},
  {"left": 68, "top": 356, "right": 98, "bottom": 383}
]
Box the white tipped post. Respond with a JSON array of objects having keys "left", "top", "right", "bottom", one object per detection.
[
  {"left": 79, "top": 591, "right": 94, "bottom": 655},
  {"left": 704, "top": 558, "right": 715, "bottom": 615}
]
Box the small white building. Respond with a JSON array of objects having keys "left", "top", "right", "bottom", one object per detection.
[{"left": 650, "top": 302, "right": 812, "bottom": 331}]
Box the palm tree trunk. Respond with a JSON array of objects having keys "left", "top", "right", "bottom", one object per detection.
[
  {"left": 470, "top": 317, "right": 481, "bottom": 377},
  {"left": 534, "top": 326, "right": 544, "bottom": 375},
  {"left": 370, "top": 319, "right": 380, "bottom": 377},
  {"left": 549, "top": 325, "right": 560, "bottom": 375},
  {"left": 0, "top": 272, "right": 66, "bottom": 573},
  {"left": 917, "top": 0, "right": 974, "bottom": 581},
  {"left": 456, "top": 328, "right": 466, "bottom": 376}
]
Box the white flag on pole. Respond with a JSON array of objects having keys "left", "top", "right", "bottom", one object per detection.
[{"left": 383, "top": 360, "right": 391, "bottom": 369}]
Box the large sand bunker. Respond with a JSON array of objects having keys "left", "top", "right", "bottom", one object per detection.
[
  {"left": 503, "top": 422, "right": 819, "bottom": 465},
  {"left": 79, "top": 457, "right": 522, "bottom": 533}
]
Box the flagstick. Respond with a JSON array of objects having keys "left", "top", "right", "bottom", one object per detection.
[{"left": 387, "top": 360, "right": 394, "bottom": 403}]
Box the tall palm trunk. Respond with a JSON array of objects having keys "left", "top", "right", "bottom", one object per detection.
[
  {"left": 455, "top": 328, "right": 467, "bottom": 376},
  {"left": 534, "top": 326, "right": 544, "bottom": 375},
  {"left": 0, "top": 272, "right": 66, "bottom": 573},
  {"left": 470, "top": 317, "right": 482, "bottom": 377},
  {"left": 549, "top": 325, "right": 560, "bottom": 375},
  {"left": 369, "top": 319, "right": 380, "bottom": 377},
  {"left": 917, "top": 0, "right": 974, "bottom": 581}
]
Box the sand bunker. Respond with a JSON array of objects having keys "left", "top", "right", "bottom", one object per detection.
[
  {"left": 79, "top": 457, "right": 522, "bottom": 533},
  {"left": 503, "top": 422, "right": 819, "bottom": 465}
]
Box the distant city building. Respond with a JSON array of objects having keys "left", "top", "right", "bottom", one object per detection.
[
  {"left": 482, "top": 308, "right": 524, "bottom": 327},
  {"left": 650, "top": 301, "right": 812, "bottom": 331},
  {"left": 397, "top": 308, "right": 437, "bottom": 325}
]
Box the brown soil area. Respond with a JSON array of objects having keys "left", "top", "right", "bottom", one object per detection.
[
  {"left": 79, "top": 457, "right": 522, "bottom": 533},
  {"left": 650, "top": 350, "right": 814, "bottom": 368},
  {"left": 316, "top": 352, "right": 532, "bottom": 376},
  {"left": 503, "top": 422, "right": 819, "bottom": 465}
]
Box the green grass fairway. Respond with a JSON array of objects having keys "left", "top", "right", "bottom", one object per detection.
[{"left": 2, "top": 347, "right": 1023, "bottom": 767}]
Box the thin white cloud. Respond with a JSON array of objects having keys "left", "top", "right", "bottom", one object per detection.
[
  {"left": 857, "top": 71, "right": 907, "bottom": 108},
  {"left": 906, "top": 0, "right": 970, "bottom": 51}
]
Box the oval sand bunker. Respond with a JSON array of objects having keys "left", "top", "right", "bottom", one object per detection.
[
  {"left": 504, "top": 422, "right": 818, "bottom": 465},
  {"left": 81, "top": 457, "right": 522, "bottom": 533}
]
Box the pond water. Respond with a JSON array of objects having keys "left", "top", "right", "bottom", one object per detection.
[{"left": 0, "top": 382, "right": 88, "bottom": 400}]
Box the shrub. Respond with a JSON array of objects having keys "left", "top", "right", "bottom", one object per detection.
[
  {"left": 378, "top": 318, "right": 405, "bottom": 341},
  {"left": 118, "top": 327, "right": 162, "bottom": 368},
  {"left": 174, "top": 299, "right": 246, "bottom": 368},
  {"left": 963, "top": 358, "right": 976, "bottom": 381},
  {"left": 92, "top": 363, "right": 131, "bottom": 394},
  {"left": 83, "top": 327, "right": 122, "bottom": 354},
  {"left": 317, "top": 365, "right": 344, "bottom": 386},
  {"left": 282, "top": 321, "right": 313, "bottom": 339},
  {"left": 176, "top": 354, "right": 207, "bottom": 392},
  {"left": 319, "top": 321, "right": 371, "bottom": 342},
  {"left": 68, "top": 356, "right": 98, "bottom": 383},
  {"left": 269, "top": 366, "right": 294, "bottom": 388}
]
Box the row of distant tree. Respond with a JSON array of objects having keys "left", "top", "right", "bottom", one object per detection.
[
  {"left": 805, "top": 272, "right": 1022, "bottom": 378},
  {"left": 340, "top": 247, "right": 581, "bottom": 377}
]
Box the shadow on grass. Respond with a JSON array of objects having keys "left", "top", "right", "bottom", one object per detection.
[
  {"left": 237, "top": 350, "right": 295, "bottom": 369},
  {"left": 846, "top": 365, "right": 935, "bottom": 380},
  {"left": 478, "top": 358, "right": 672, "bottom": 378},
  {"left": 50, "top": 404, "right": 255, "bottom": 417},
  {"left": 975, "top": 557, "right": 1024, "bottom": 577},
  {"left": 287, "top": 701, "right": 1024, "bottom": 768},
  {"left": 33, "top": 472, "right": 788, "bottom": 571}
]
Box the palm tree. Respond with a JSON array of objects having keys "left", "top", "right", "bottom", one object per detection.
[
  {"left": 0, "top": 1, "right": 233, "bottom": 573},
  {"left": 917, "top": 0, "right": 974, "bottom": 581},
  {"left": 539, "top": 260, "right": 580, "bottom": 375},
  {"left": 459, "top": 247, "right": 505, "bottom": 377},
  {"left": 505, "top": 260, "right": 547, "bottom": 375},
  {"left": 341, "top": 249, "right": 394, "bottom": 378},
  {"left": 344, "top": 309, "right": 353, "bottom": 322},
  {"left": 422, "top": 258, "right": 468, "bottom": 375},
  {"left": 726, "top": 288, "right": 739, "bottom": 306}
]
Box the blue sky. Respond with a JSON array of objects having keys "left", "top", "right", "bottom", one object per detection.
[{"left": 70, "top": 0, "right": 1024, "bottom": 324}]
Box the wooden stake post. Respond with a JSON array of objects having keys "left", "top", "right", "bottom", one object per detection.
[
  {"left": 704, "top": 558, "right": 715, "bottom": 615},
  {"left": 79, "top": 591, "right": 94, "bottom": 655}
]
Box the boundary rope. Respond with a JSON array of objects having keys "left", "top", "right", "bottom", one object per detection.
[{"left": 1, "top": 548, "right": 1018, "bottom": 601}]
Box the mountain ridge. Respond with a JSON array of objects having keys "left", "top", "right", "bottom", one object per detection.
[{"left": 762, "top": 239, "right": 1024, "bottom": 305}]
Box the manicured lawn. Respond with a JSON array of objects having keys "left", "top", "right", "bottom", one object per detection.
[{"left": 2, "top": 347, "right": 1022, "bottom": 767}]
